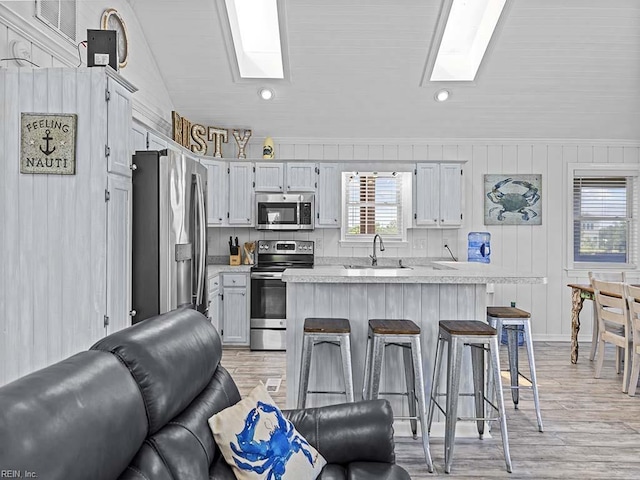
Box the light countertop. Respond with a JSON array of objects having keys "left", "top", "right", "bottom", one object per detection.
[
  {"left": 282, "top": 261, "right": 547, "bottom": 284},
  {"left": 207, "top": 265, "right": 252, "bottom": 278}
]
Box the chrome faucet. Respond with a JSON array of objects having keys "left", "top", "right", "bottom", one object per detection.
[{"left": 370, "top": 234, "right": 385, "bottom": 266}]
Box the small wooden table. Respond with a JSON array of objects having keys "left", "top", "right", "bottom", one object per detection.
[{"left": 567, "top": 284, "right": 595, "bottom": 364}]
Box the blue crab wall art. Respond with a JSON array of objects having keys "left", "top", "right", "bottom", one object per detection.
[
  {"left": 231, "top": 401, "right": 318, "bottom": 479},
  {"left": 484, "top": 174, "right": 542, "bottom": 225}
]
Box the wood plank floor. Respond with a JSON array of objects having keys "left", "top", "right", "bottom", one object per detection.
[{"left": 222, "top": 342, "right": 640, "bottom": 479}]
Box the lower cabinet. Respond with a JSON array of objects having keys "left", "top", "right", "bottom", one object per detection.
[{"left": 220, "top": 273, "right": 250, "bottom": 346}]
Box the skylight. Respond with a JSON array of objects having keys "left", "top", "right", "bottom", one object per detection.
[
  {"left": 224, "top": 0, "right": 284, "bottom": 79},
  {"left": 430, "top": 0, "right": 507, "bottom": 82}
]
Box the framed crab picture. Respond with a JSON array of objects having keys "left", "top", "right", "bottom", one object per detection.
[{"left": 484, "top": 174, "right": 542, "bottom": 225}]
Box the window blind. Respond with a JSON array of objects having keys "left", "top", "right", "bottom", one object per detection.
[
  {"left": 37, "top": 0, "right": 77, "bottom": 42},
  {"left": 344, "top": 172, "right": 403, "bottom": 239},
  {"left": 573, "top": 176, "right": 633, "bottom": 264}
]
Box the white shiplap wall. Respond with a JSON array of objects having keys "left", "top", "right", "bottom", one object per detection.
[
  {"left": 0, "top": 0, "right": 173, "bottom": 134},
  {"left": 209, "top": 139, "right": 640, "bottom": 343}
]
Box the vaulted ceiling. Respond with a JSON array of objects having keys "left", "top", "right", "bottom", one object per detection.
[{"left": 129, "top": 0, "right": 640, "bottom": 141}]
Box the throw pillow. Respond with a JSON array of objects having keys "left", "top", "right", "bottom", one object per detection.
[{"left": 208, "top": 383, "right": 326, "bottom": 480}]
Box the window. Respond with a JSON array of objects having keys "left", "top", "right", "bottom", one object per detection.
[
  {"left": 341, "top": 172, "right": 411, "bottom": 242},
  {"left": 570, "top": 165, "right": 638, "bottom": 267}
]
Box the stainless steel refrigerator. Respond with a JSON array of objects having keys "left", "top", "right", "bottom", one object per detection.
[{"left": 131, "top": 149, "right": 208, "bottom": 323}]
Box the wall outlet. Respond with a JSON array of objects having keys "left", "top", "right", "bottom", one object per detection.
[
  {"left": 314, "top": 237, "right": 323, "bottom": 252},
  {"left": 413, "top": 239, "right": 426, "bottom": 251}
]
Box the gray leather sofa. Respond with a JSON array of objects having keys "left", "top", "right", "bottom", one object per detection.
[{"left": 0, "top": 308, "right": 411, "bottom": 480}]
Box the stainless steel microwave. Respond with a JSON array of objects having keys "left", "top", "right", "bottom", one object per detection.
[{"left": 255, "top": 193, "right": 315, "bottom": 231}]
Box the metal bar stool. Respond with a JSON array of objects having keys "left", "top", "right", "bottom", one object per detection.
[
  {"left": 427, "top": 320, "right": 512, "bottom": 474},
  {"left": 487, "top": 306, "right": 543, "bottom": 432},
  {"left": 362, "top": 319, "right": 433, "bottom": 473},
  {"left": 298, "top": 317, "right": 355, "bottom": 409}
]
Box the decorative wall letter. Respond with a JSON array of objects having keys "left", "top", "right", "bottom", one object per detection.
[
  {"left": 190, "top": 124, "right": 207, "bottom": 155},
  {"left": 232, "top": 129, "right": 252, "bottom": 159},
  {"left": 207, "top": 127, "right": 228, "bottom": 158}
]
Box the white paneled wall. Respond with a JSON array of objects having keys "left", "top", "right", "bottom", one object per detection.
[
  {"left": 209, "top": 139, "right": 640, "bottom": 342},
  {"left": 0, "top": 1, "right": 173, "bottom": 133}
]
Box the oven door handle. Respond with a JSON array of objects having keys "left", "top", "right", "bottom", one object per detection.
[{"left": 251, "top": 272, "right": 283, "bottom": 280}]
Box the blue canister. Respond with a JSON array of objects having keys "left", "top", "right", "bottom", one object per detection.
[{"left": 467, "top": 232, "right": 491, "bottom": 263}]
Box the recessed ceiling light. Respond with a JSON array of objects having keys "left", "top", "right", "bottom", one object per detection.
[
  {"left": 258, "top": 88, "right": 274, "bottom": 100},
  {"left": 435, "top": 89, "right": 450, "bottom": 102}
]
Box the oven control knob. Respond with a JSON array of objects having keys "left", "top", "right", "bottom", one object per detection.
[{"left": 264, "top": 245, "right": 269, "bottom": 250}]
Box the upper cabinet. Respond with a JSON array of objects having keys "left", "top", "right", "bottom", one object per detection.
[
  {"left": 254, "top": 163, "right": 284, "bottom": 192},
  {"left": 228, "top": 162, "right": 254, "bottom": 225},
  {"left": 201, "top": 159, "right": 227, "bottom": 226},
  {"left": 106, "top": 75, "right": 134, "bottom": 177},
  {"left": 286, "top": 163, "right": 316, "bottom": 192},
  {"left": 254, "top": 162, "right": 317, "bottom": 192},
  {"left": 316, "top": 163, "right": 340, "bottom": 227},
  {"left": 414, "top": 163, "right": 463, "bottom": 228}
]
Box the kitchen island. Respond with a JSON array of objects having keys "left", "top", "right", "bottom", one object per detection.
[{"left": 282, "top": 262, "right": 546, "bottom": 431}]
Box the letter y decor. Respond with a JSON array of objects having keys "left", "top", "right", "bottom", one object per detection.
[
  {"left": 21, "top": 113, "right": 77, "bottom": 175},
  {"left": 484, "top": 174, "right": 542, "bottom": 225}
]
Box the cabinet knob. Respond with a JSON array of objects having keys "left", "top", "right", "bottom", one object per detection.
[
  {"left": 130, "top": 163, "right": 137, "bottom": 171},
  {"left": 218, "top": 217, "right": 222, "bottom": 221},
  {"left": 129, "top": 310, "right": 137, "bottom": 317},
  {"left": 242, "top": 292, "right": 245, "bottom": 296},
  {"left": 441, "top": 219, "right": 444, "bottom": 222},
  {"left": 334, "top": 219, "right": 337, "bottom": 222},
  {"left": 288, "top": 186, "right": 290, "bottom": 189},
  {"left": 232, "top": 279, "right": 236, "bottom": 283},
  {"left": 433, "top": 219, "right": 437, "bottom": 222}
]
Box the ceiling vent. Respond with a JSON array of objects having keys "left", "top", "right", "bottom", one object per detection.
[{"left": 36, "top": 0, "right": 77, "bottom": 43}]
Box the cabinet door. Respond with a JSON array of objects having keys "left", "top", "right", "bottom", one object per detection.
[
  {"left": 286, "top": 163, "right": 317, "bottom": 192},
  {"left": 105, "top": 174, "right": 132, "bottom": 335},
  {"left": 221, "top": 286, "right": 249, "bottom": 345},
  {"left": 228, "top": 162, "right": 254, "bottom": 225},
  {"left": 414, "top": 164, "right": 440, "bottom": 226},
  {"left": 106, "top": 77, "right": 133, "bottom": 177},
  {"left": 439, "top": 164, "right": 463, "bottom": 227},
  {"left": 209, "top": 275, "right": 221, "bottom": 332},
  {"left": 131, "top": 122, "right": 147, "bottom": 153},
  {"left": 148, "top": 131, "right": 168, "bottom": 151},
  {"left": 201, "top": 159, "right": 228, "bottom": 226},
  {"left": 255, "top": 163, "right": 284, "bottom": 192},
  {"left": 316, "top": 163, "right": 340, "bottom": 227}
]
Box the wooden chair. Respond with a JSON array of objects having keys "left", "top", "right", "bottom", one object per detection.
[
  {"left": 588, "top": 271, "right": 626, "bottom": 362},
  {"left": 624, "top": 284, "right": 640, "bottom": 396},
  {"left": 591, "top": 278, "right": 632, "bottom": 392}
]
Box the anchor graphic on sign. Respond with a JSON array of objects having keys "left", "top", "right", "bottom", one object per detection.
[{"left": 39, "top": 129, "right": 56, "bottom": 156}]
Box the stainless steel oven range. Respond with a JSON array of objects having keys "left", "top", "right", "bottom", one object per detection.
[{"left": 250, "top": 240, "right": 314, "bottom": 350}]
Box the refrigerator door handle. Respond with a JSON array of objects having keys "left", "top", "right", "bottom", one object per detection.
[{"left": 194, "top": 174, "right": 206, "bottom": 307}]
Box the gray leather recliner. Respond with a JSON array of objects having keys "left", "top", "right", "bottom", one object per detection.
[{"left": 0, "top": 308, "right": 411, "bottom": 480}]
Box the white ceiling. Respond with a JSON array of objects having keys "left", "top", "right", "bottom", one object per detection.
[{"left": 129, "top": 0, "right": 640, "bottom": 141}]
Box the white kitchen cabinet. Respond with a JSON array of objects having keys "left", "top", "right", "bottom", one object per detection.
[
  {"left": 414, "top": 163, "right": 463, "bottom": 228},
  {"left": 208, "top": 274, "right": 221, "bottom": 332},
  {"left": 286, "top": 162, "right": 317, "bottom": 192},
  {"left": 316, "top": 163, "right": 340, "bottom": 227},
  {"left": 254, "top": 163, "right": 284, "bottom": 192},
  {"left": 220, "top": 273, "right": 250, "bottom": 345},
  {"left": 228, "top": 162, "right": 254, "bottom": 225},
  {"left": 106, "top": 75, "right": 134, "bottom": 177},
  {"left": 0, "top": 67, "right": 136, "bottom": 386},
  {"left": 106, "top": 174, "right": 132, "bottom": 335},
  {"left": 201, "top": 159, "right": 228, "bottom": 226}
]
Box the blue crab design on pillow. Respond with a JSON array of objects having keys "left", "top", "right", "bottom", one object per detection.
[{"left": 231, "top": 401, "right": 316, "bottom": 479}]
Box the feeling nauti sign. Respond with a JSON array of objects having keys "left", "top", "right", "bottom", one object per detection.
[{"left": 20, "top": 113, "right": 77, "bottom": 175}]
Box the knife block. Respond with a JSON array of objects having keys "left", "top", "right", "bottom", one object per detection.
[{"left": 229, "top": 252, "right": 241, "bottom": 266}]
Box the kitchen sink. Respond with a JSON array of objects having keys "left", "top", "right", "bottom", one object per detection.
[{"left": 343, "top": 264, "right": 412, "bottom": 270}]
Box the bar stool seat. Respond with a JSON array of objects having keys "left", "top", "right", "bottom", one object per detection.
[
  {"left": 487, "top": 306, "right": 543, "bottom": 432},
  {"left": 298, "top": 317, "right": 354, "bottom": 409},
  {"left": 428, "top": 320, "right": 512, "bottom": 474},
  {"left": 363, "top": 319, "right": 433, "bottom": 473}
]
